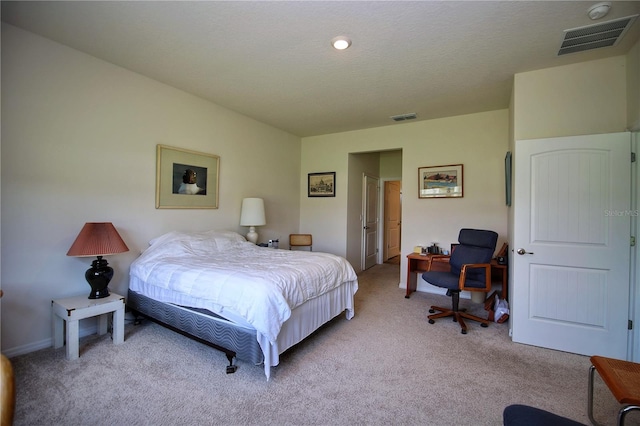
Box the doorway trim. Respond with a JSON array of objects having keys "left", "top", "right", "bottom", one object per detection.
[{"left": 632, "top": 131, "right": 639, "bottom": 362}]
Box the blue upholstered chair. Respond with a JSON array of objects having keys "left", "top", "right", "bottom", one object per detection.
[
  {"left": 503, "top": 405, "right": 586, "bottom": 426},
  {"left": 421, "top": 228, "right": 498, "bottom": 334}
]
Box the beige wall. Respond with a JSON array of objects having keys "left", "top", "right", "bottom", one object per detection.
[
  {"left": 1, "top": 24, "right": 302, "bottom": 355},
  {"left": 628, "top": 39, "right": 640, "bottom": 130},
  {"left": 513, "top": 56, "right": 628, "bottom": 141},
  {"left": 380, "top": 150, "right": 402, "bottom": 178},
  {"left": 301, "top": 109, "right": 510, "bottom": 286}
]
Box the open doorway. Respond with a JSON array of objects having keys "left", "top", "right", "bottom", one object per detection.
[{"left": 346, "top": 150, "right": 402, "bottom": 273}]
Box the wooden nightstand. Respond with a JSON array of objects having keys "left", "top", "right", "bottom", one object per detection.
[{"left": 51, "top": 293, "right": 125, "bottom": 360}]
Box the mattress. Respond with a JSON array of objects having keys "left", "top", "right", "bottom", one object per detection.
[{"left": 128, "top": 230, "right": 359, "bottom": 379}]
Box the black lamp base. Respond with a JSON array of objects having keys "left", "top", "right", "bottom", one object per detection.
[
  {"left": 85, "top": 256, "right": 113, "bottom": 299},
  {"left": 89, "top": 287, "right": 110, "bottom": 299}
]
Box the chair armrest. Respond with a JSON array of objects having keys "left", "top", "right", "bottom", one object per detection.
[
  {"left": 459, "top": 263, "right": 492, "bottom": 292},
  {"left": 426, "top": 254, "right": 451, "bottom": 271}
]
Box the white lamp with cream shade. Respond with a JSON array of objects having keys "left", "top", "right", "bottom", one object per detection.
[{"left": 240, "top": 198, "right": 266, "bottom": 244}]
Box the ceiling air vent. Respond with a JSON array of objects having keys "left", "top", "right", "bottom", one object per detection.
[
  {"left": 390, "top": 113, "right": 417, "bottom": 122},
  {"left": 558, "top": 15, "right": 638, "bottom": 56}
]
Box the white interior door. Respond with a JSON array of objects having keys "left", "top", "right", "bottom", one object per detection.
[
  {"left": 512, "top": 132, "right": 631, "bottom": 359},
  {"left": 363, "top": 174, "right": 379, "bottom": 270}
]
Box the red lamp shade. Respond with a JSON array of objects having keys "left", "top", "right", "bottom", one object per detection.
[
  {"left": 67, "top": 223, "right": 129, "bottom": 299},
  {"left": 67, "top": 222, "right": 129, "bottom": 257}
]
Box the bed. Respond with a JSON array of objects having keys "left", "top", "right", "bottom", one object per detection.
[{"left": 127, "top": 230, "right": 358, "bottom": 379}]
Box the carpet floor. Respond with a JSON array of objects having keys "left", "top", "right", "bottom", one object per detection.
[{"left": 8, "top": 263, "right": 636, "bottom": 425}]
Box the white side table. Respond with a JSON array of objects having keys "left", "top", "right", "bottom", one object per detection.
[{"left": 51, "top": 293, "right": 125, "bottom": 360}]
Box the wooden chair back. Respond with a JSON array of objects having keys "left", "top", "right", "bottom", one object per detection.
[{"left": 289, "top": 234, "right": 312, "bottom": 251}]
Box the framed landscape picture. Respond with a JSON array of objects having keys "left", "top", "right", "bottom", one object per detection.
[
  {"left": 418, "top": 164, "right": 463, "bottom": 198},
  {"left": 308, "top": 172, "right": 336, "bottom": 197},
  {"left": 156, "top": 145, "right": 220, "bottom": 209}
]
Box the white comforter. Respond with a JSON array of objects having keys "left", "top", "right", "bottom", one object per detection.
[{"left": 129, "top": 231, "right": 358, "bottom": 344}]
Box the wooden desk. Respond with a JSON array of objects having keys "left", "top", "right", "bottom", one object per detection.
[
  {"left": 588, "top": 355, "right": 640, "bottom": 425},
  {"left": 405, "top": 253, "right": 508, "bottom": 300},
  {"left": 405, "top": 253, "right": 449, "bottom": 299}
]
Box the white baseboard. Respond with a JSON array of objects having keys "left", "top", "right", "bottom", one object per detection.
[
  {"left": 400, "top": 280, "right": 503, "bottom": 301},
  {"left": 3, "top": 323, "right": 99, "bottom": 359}
]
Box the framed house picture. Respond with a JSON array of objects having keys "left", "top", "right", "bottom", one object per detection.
[
  {"left": 156, "top": 144, "right": 220, "bottom": 209},
  {"left": 418, "top": 164, "right": 463, "bottom": 198},
  {"left": 308, "top": 172, "right": 336, "bottom": 197}
]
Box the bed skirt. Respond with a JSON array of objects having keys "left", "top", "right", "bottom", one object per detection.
[{"left": 127, "top": 279, "right": 357, "bottom": 379}]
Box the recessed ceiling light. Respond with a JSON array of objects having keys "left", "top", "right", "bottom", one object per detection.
[
  {"left": 331, "top": 36, "right": 351, "bottom": 50},
  {"left": 587, "top": 2, "right": 611, "bottom": 20}
]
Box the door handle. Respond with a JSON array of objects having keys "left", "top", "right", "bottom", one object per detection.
[
  {"left": 364, "top": 226, "right": 370, "bottom": 230},
  {"left": 517, "top": 248, "right": 534, "bottom": 255}
]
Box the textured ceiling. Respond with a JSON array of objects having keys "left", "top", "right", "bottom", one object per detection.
[{"left": 3, "top": 1, "right": 640, "bottom": 137}]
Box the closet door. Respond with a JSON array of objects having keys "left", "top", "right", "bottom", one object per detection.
[{"left": 512, "top": 132, "right": 631, "bottom": 359}]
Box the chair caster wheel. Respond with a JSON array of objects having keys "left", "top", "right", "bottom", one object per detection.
[
  {"left": 481, "top": 323, "right": 488, "bottom": 328},
  {"left": 428, "top": 319, "right": 435, "bottom": 324},
  {"left": 429, "top": 309, "right": 435, "bottom": 313},
  {"left": 461, "top": 329, "right": 467, "bottom": 334}
]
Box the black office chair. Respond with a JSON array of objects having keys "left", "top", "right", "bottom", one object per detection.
[
  {"left": 503, "top": 405, "right": 586, "bottom": 426},
  {"left": 421, "top": 228, "right": 498, "bottom": 334}
]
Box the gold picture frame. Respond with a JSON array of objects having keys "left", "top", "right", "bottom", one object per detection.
[
  {"left": 418, "top": 164, "right": 463, "bottom": 198},
  {"left": 156, "top": 144, "right": 220, "bottom": 209}
]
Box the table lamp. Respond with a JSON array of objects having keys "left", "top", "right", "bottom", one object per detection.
[
  {"left": 240, "top": 198, "right": 266, "bottom": 244},
  {"left": 67, "top": 222, "right": 129, "bottom": 299}
]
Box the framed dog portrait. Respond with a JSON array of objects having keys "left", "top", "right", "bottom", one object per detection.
[{"left": 156, "top": 145, "right": 220, "bottom": 209}]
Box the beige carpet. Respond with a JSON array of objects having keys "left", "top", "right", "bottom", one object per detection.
[{"left": 8, "top": 263, "right": 635, "bottom": 425}]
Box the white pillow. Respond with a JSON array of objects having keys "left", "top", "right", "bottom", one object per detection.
[
  {"left": 147, "top": 230, "right": 247, "bottom": 255},
  {"left": 185, "top": 230, "right": 246, "bottom": 253},
  {"left": 209, "top": 230, "right": 246, "bottom": 249}
]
